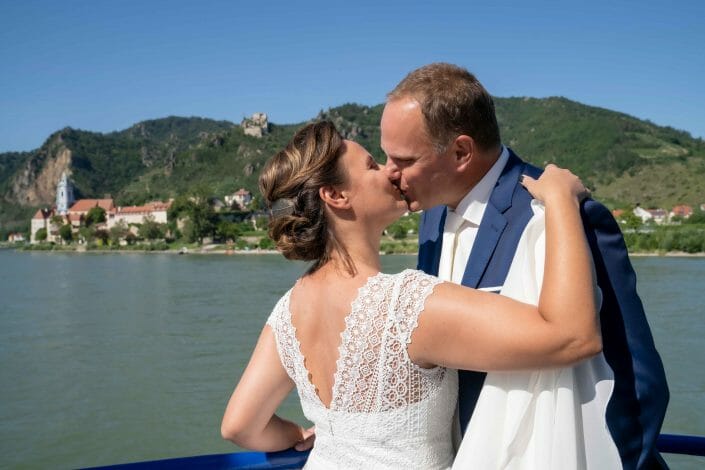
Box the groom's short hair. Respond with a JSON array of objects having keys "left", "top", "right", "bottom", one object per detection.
[{"left": 387, "top": 63, "right": 501, "bottom": 152}]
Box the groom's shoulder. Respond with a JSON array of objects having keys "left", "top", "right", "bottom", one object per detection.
[
  {"left": 507, "top": 151, "right": 614, "bottom": 226},
  {"left": 507, "top": 149, "right": 541, "bottom": 179},
  {"left": 523, "top": 162, "right": 542, "bottom": 179},
  {"left": 581, "top": 198, "right": 620, "bottom": 234}
]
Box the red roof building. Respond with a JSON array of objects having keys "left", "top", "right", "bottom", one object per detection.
[
  {"left": 69, "top": 199, "right": 115, "bottom": 214},
  {"left": 32, "top": 208, "right": 55, "bottom": 220},
  {"left": 671, "top": 205, "right": 693, "bottom": 218}
]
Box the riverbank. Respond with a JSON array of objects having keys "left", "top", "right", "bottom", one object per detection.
[
  {"left": 7, "top": 243, "right": 705, "bottom": 257},
  {"left": 630, "top": 251, "right": 705, "bottom": 257},
  {"left": 14, "top": 244, "right": 280, "bottom": 255}
]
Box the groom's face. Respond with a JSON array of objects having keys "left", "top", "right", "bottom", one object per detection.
[{"left": 381, "top": 97, "right": 455, "bottom": 211}]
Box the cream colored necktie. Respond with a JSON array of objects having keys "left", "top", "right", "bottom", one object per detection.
[{"left": 438, "top": 210, "right": 464, "bottom": 282}]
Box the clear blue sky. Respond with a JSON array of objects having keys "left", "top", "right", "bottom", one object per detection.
[{"left": 1, "top": 0, "right": 703, "bottom": 153}]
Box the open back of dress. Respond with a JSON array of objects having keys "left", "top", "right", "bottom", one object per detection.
[{"left": 266, "top": 269, "right": 458, "bottom": 470}]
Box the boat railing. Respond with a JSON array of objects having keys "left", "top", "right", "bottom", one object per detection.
[{"left": 86, "top": 433, "right": 705, "bottom": 469}]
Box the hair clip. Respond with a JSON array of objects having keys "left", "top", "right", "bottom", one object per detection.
[{"left": 270, "top": 198, "right": 295, "bottom": 218}]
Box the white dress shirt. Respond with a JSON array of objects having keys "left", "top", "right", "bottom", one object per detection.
[{"left": 438, "top": 146, "right": 510, "bottom": 284}]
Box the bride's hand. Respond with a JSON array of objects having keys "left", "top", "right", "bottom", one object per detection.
[
  {"left": 294, "top": 425, "right": 315, "bottom": 451},
  {"left": 520, "top": 164, "right": 590, "bottom": 203}
]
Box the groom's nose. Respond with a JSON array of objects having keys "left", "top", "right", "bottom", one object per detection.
[{"left": 384, "top": 159, "right": 401, "bottom": 181}]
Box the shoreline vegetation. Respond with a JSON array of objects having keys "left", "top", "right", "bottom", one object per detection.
[
  {"left": 5, "top": 210, "right": 705, "bottom": 256},
  {"left": 5, "top": 242, "right": 705, "bottom": 257}
]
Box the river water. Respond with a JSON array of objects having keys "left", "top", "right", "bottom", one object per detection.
[{"left": 0, "top": 250, "right": 702, "bottom": 469}]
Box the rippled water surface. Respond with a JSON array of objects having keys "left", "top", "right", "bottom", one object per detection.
[{"left": 0, "top": 251, "right": 702, "bottom": 469}]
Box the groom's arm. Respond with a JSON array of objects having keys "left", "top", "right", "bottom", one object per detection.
[{"left": 581, "top": 199, "right": 669, "bottom": 469}]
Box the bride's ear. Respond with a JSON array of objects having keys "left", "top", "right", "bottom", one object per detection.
[{"left": 320, "top": 185, "right": 351, "bottom": 210}]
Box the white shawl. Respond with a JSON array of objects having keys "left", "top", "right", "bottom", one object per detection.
[{"left": 452, "top": 201, "right": 622, "bottom": 469}]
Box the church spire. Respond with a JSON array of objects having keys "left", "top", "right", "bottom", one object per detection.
[{"left": 56, "top": 171, "right": 75, "bottom": 215}]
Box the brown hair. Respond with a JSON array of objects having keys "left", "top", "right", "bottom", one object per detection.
[
  {"left": 259, "top": 121, "right": 351, "bottom": 273},
  {"left": 387, "top": 62, "right": 501, "bottom": 152}
]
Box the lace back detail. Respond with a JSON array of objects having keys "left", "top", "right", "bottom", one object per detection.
[
  {"left": 267, "top": 270, "right": 445, "bottom": 412},
  {"left": 266, "top": 270, "right": 457, "bottom": 469}
]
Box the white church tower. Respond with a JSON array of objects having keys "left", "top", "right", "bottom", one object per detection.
[{"left": 56, "top": 171, "right": 75, "bottom": 215}]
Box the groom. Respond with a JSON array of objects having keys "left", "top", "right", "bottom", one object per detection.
[{"left": 380, "top": 63, "right": 669, "bottom": 469}]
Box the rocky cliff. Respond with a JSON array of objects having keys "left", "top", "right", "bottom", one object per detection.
[{"left": 11, "top": 141, "right": 72, "bottom": 206}]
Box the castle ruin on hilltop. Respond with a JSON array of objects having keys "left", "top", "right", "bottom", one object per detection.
[{"left": 241, "top": 112, "right": 269, "bottom": 138}]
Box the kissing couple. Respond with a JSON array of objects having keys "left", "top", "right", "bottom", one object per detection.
[{"left": 222, "top": 63, "right": 669, "bottom": 469}]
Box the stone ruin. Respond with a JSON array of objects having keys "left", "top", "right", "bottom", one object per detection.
[{"left": 241, "top": 112, "right": 269, "bottom": 138}]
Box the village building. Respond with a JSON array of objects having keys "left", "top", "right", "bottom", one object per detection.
[
  {"left": 633, "top": 206, "right": 668, "bottom": 225},
  {"left": 31, "top": 208, "right": 58, "bottom": 243},
  {"left": 30, "top": 175, "right": 172, "bottom": 243},
  {"left": 670, "top": 205, "right": 693, "bottom": 219},
  {"left": 7, "top": 233, "right": 25, "bottom": 243},
  {"left": 110, "top": 201, "right": 170, "bottom": 226},
  {"left": 647, "top": 209, "right": 668, "bottom": 224},
  {"left": 68, "top": 199, "right": 116, "bottom": 228},
  {"left": 224, "top": 188, "right": 252, "bottom": 209}
]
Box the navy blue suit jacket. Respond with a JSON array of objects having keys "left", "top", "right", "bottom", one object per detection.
[{"left": 417, "top": 149, "right": 669, "bottom": 469}]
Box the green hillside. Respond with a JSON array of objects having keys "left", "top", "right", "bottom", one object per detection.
[
  {"left": 494, "top": 97, "right": 705, "bottom": 207},
  {"left": 1, "top": 98, "right": 704, "bottom": 237}
]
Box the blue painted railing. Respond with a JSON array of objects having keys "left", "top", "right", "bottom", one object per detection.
[
  {"left": 89, "top": 449, "right": 310, "bottom": 470},
  {"left": 87, "top": 434, "right": 705, "bottom": 469},
  {"left": 657, "top": 434, "right": 705, "bottom": 457}
]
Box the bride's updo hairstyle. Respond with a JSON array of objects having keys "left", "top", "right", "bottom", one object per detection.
[{"left": 259, "top": 121, "right": 351, "bottom": 273}]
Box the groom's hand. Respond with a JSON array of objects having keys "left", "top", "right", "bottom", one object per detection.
[{"left": 295, "top": 426, "right": 315, "bottom": 451}]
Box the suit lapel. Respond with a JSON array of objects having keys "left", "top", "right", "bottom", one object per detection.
[
  {"left": 430, "top": 209, "right": 447, "bottom": 276},
  {"left": 417, "top": 207, "right": 447, "bottom": 276},
  {"left": 462, "top": 205, "right": 507, "bottom": 287},
  {"left": 461, "top": 151, "right": 524, "bottom": 288}
]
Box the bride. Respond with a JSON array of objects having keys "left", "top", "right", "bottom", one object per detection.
[{"left": 221, "top": 121, "right": 601, "bottom": 469}]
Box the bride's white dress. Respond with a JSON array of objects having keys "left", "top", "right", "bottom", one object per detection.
[{"left": 266, "top": 269, "right": 457, "bottom": 469}]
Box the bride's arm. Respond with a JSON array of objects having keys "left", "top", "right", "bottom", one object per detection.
[
  {"left": 408, "top": 165, "right": 601, "bottom": 371},
  {"left": 221, "top": 326, "right": 311, "bottom": 451}
]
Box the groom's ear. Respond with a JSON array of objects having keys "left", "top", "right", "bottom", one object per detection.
[
  {"left": 452, "top": 135, "right": 475, "bottom": 171},
  {"left": 319, "top": 185, "right": 351, "bottom": 210}
]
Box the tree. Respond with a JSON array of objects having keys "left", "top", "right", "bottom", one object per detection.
[
  {"left": 388, "top": 223, "right": 407, "bottom": 240},
  {"left": 93, "top": 228, "right": 110, "bottom": 245},
  {"left": 168, "top": 190, "right": 217, "bottom": 244},
  {"left": 140, "top": 215, "right": 166, "bottom": 240},
  {"left": 110, "top": 220, "right": 130, "bottom": 245},
  {"left": 685, "top": 208, "right": 705, "bottom": 225},
  {"left": 51, "top": 215, "right": 64, "bottom": 227},
  {"left": 167, "top": 194, "right": 193, "bottom": 221},
  {"left": 125, "top": 232, "right": 137, "bottom": 245},
  {"left": 258, "top": 236, "right": 275, "bottom": 250},
  {"left": 85, "top": 206, "right": 106, "bottom": 226},
  {"left": 35, "top": 228, "right": 47, "bottom": 242},
  {"left": 249, "top": 195, "right": 264, "bottom": 211},
  {"left": 216, "top": 220, "right": 240, "bottom": 242},
  {"left": 188, "top": 199, "right": 217, "bottom": 243},
  {"left": 59, "top": 224, "right": 73, "bottom": 243},
  {"left": 618, "top": 211, "right": 643, "bottom": 232},
  {"left": 78, "top": 226, "right": 93, "bottom": 243},
  {"left": 253, "top": 216, "right": 269, "bottom": 231}
]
